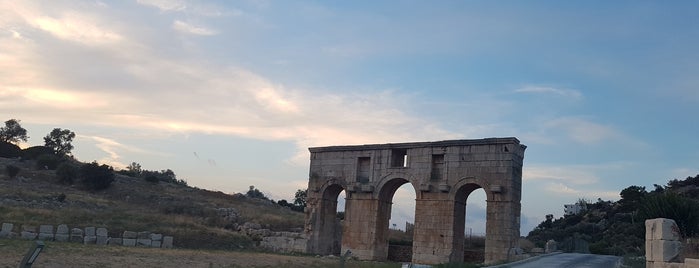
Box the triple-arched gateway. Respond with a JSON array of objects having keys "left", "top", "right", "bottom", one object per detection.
[{"left": 304, "top": 137, "right": 526, "bottom": 265}]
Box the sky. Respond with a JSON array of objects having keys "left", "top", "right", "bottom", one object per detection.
[{"left": 2, "top": 0, "right": 699, "bottom": 235}]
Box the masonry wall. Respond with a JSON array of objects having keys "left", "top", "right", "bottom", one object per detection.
[{"left": 0, "top": 222, "right": 173, "bottom": 248}]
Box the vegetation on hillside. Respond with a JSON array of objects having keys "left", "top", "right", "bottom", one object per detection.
[{"left": 527, "top": 174, "right": 699, "bottom": 256}]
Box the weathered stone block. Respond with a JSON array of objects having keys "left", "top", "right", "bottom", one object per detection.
[
  {"left": 38, "top": 232, "right": 54, "bottom": 241},
  {"left": 137, "top": 238, "right": 151, "bottom": 246},
  {"left": 55, "top": 234, "right": 70, "bottom": 242},
  {"left": 646, "top": 218, "right": 681, "bottom": 241},
  {"left": 137, "top": 231, "right": 151, "bottom": 239},
  {"left": 56, "top": 224, "right": 69, "bottom": 235},
  {"left": 20, "top": 231, "right": 36, "bottom": 240},
  {"left": 647, "top": 240, "right": 682, "bottom": 262},
  {"left": 123, "top": 238, "right": 136, "bottom": 246},
  {"left": 151, "top": 241, "right": 162, "bottom": 248},
  {"left": 83, "top": 235, "right": 96, "bottom": 244},
  {"left": 123, "top": 231, "right": 137, "bottom": 239},
  {"left": 96, "top": 227, "right": 108, "bottom": 237},
  {"left": 85, "top": 226, "right": 96, "bottom": 237},
  {"left": 22, "top": 225, "right": 36, "bottom": 232},
  {"left": 150, "top": 233, "right": 162, "bottom": 241},
  {"left": 162, "top": 236, "right": 173, "bottom": 248},
  {"left": 0, "top": 223, "right": 13, "bottom": 238},
  {"left": 39, "top": 225, "right": 53, "bottom": 234},
  {"left": 108, "top": 237, "right": 122, "bottom": 246},
  {"left": 96, "top": 235, "right": 108, "bottom": 245},
  {"left": 685, "top": 258, "right": 699, "bottom": 268}
]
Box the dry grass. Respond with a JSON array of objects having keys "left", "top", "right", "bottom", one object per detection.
[{"left": 0, "top": 239, "right": 401, "bottom": 268}]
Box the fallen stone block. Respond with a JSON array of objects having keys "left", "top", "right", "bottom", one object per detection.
[
  {"left": 22, "top": 225, "right": 36, "bottom": 233},
  {"left": 0, "top": 223, "right": 13, "bottom": 238},
  {"left": 137, "top": 238, "right": 152, "bottom": 247},
  {"left": 123, "top": 231, "right": 137, "bottom": 239},
  {"left": 137, "top": 231, "right": 151, "bottom": 239},
  {"left": 55, "top": 234, "right": 70, "bottom": 242},
  {"left": 20, "top": 231, "right": 37, "bottom": 240},
  {"left": 123, "top": 238, "right": 137, "bottom": 247},
  {"left": 96, "top": 227, "right": 108, "bottom": 237},
  {"left": 56, "top": 224, "right": 69, "bottom": 235},
  {"left": 39, "top": 225, "right": 54, "bottom": 234},
  {"left": 96, "top": 235, "right": 108, "bottom": 245},
  {"left": 85, "top": 227, "right": 96, "bottom": 237},
  {"left": 38, "top": 232, "right": 54, "bottom": 241},
  {"left": 83, "top": 235, "right": 97, "bottom": 244},
  {"left": 150, "top": 233, "right": 162, "bottom": 241},
  {"left": 151, "top": 240, "right": 162, "bottom": 248},
  {"left": 162, "top": 236, "right": 173, "bottom": 249}
]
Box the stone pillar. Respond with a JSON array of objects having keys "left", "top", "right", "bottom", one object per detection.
[
  {"left": 96, "top": 227, "right": 108, "bottom": 245},
  {"left": 70, "top": 228, "right": 83, "bottom": 243},
  {"left": 84, "top": 226, "right": 96, "bottom": 244},
  {"left": 341, "top": 193, "right": 385, "bottom": 260},
  {"left": 484, "top": 199, "right": 521, "bottom": 264},
  {"left": 413, "top": 192, "right": 461, "bottom": 265},
  {"left": 162, "top": 236, "right": 173, "bottom": 248},
  {"left": 306, "top": 194, "right": 343, "bottom": 255},
  {"left": 646, "top": 218, "right": 682, "bottom": 267}
]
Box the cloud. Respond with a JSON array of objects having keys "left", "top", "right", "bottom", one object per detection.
[
  {"left": 172, "top": 20, "right": 217, "bottom": 36},
  {"left": 81, "top": 135, "right": 163, "bottom": 169},
  {"left": 515, "top": 85, "right": 582, "bottom": 99},
  {"left": 137, "top": 0, "right": 187, "bottom": 12},
  {"left": 545, "top": 117, "right": 620, "bottom": 144},
  {"left": 544, "top": 182, "right": 620, "bottom": 200}
]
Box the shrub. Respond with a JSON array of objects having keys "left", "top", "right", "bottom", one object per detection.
[
  {"left": 80, "top": 161, "right": 115, "bottom": 191},
  {"left": 144, "top": 175, "right": 159, "bottom": 184},
  {"left": 0, "top": 141, "right": 21, "bottom": 158},
  {"left": 5, "top": 165, "right": 20, "bottom": 178},
  {"left": 56, "top": 162, "right": 79, "bottom": 185},
  {"left": 36, "top": 154, "right": 62, "bottom": 170}
]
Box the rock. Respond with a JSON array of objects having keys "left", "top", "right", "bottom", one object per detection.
[
  {"left": 646, "top": 218, "right": 681, "bottom": 241},
  {"left": 151, "top": 240, "right": 162, "bottom": 248},
  {"left": 84, "top": 235, "right": 96, "bottom": 244},
  {"left": 55, "top": 234, "right": 69, "bottom": 242},
  {"left": 96, "top": 235, "right": 108, "bottom": 245},
  {"left": 108, "top": 237, "right": 122, "bottom": 246},
  {"left": 137, "top": 231, "right": 151, "bottom": 239},
  {"left": 38, "top": 232, "right": 54, "bottom": 241},
  {"left": 20, "top": 231, "right": 37, "bottom": 240},
  {"left": 0, "top": 223, "right": 13, "bottom": 238},
  {"left": 137, "top": 238, "right": 151, "bottom": 247},
  {"left": 243, "top": 222, "right": 261, "bottom": 230},
  {"left": 39, "top": 225, "right": 54, "bottom": 234},
  {"left": 545, "top": 239, "right": 557, "bottom": 253},
  {"left": 70, "top": 228, "right": 84, "bottom": 242},
  {"left": 22, "top": 225, "right": 36, "bottom": 232},
  {"left": 150, "top": 233, "right": 162, "bottom": 241}
]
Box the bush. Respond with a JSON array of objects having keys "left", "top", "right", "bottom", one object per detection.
[
  {"left": 56, "top": 162, "right": 79, "bottom": 185},
  {"left": 5, "top": 165, "right": 20, "bottom": 178},
  {"left": 0, "top": 141, "right": 21, "bottom": 158},
  {"left": 144, "top": 175, "right": 159, "bottom": 184},
  {"left": 36, "top": 154, "right": 62, "bottom": 170},
  {"left": 80, "top": 161, "right": 115, "bottom": 191}
]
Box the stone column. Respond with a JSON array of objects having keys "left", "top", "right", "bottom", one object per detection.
[
  {"left": 306, "top": 194, "right": 343, "bottom": 255},
  {"left": 413, "top": 192, "right": 460, "bottom": 265},
  {"left": 341, "top": 193, "right": 385, "bottom": 260},
  {"left": 645, "top": 218, "right": 682, "bottom": 266}
]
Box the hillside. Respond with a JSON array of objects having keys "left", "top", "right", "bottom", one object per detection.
[
  {"left": 527, "top": 175, "right": 699, "bottom": 258},
  {"left": 0, "top": 156, "right": 305, "bottom": 250}
]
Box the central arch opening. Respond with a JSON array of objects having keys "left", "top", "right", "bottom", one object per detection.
[
  {"left": 455, "top": 183, "right": 488, "bottom": 264},
  {"left": 378, "top": 178, "right": 416, "bottom": 262}
]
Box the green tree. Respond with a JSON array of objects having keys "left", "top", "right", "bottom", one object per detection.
[
  {"left": 246, "top": 185, "right": 266, "bottom": 199},
  {"left": 80, "top": 161, "right": 115, "bottom": 191},
  {"left": 44, "top": 128, "right": 75, "bottom": 156},
  {"left": 126, "top": 162, "right": 142, "bottom": 175},
  {"left": 56, "top": 162, "right": 79, "bottom": 185},
  {"left": 0, "top": 119, "right": 29, "bottom": 144},
  {"left": 293, "top": 189, "right": 307, "bottom": 208}
]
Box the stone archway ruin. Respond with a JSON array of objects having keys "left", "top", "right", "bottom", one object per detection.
[{"left": 304, "top": 138, "right": 526, "bottom": 265}]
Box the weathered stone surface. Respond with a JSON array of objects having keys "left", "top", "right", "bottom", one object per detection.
[
  {"left": 84, "top": 226, "right": 96, "bottom": 237},
  {"left": 96, "top": 227, "right": 108, "bottom": 237},
  {"left": 20, "top": 231, "right": 37, "bottom": 240},
  {"left": 685, "top": 258, "right": 699, "bottom": 268},
  {"left": 123, "top": 231, "right": 137, "bottom": 239},
  {"left": 39, "top": 225, "right": 53, "bottom": 234},
  {"left": 647, "top": 240, "right": 682, "bottom": 262},
  {"left": 646, "top": 218, "right": 681, "bottom": 241},
  {"left": 151, "top": 241, "right": 162, "bottom": 248},
  {"left": 38, "top": 232, "right": 54, "bottom": 241},
  {"left": 108, "top": 237, "right": 122, "bottom": 246},
  {"left": 96, "top": 235, "right": 108, "bottom": 245},
  {"left": 123, "top": 238, "right": 136, "bottom": 246},
  {"left": 83, "top": 235, "right": 97, "bottom": 244},
  {"left": 70, "top": 228, "right": 83, "bottom": 242},
  {"left": 137, "top": 238, "right": 151, "bottom": 247},
  {"left": 261, "top": 235, "right": 307, "bottom": 253},
  {"left": 137, "top": 231, "right": 151, "bottom": 239},
  {"left": 150, "top": 233, "right": 162, "bottom": 241},
  {"left": 56, "top": 224, "right": 69, "bottom": 235},
  {"left": 55, "top": 234, "right": 70, "bottom": 242},
  {"left": 306, "top": 138, "right": 526, "bottom": 265},
  {"left": 545, "top": 239, "right": 557, "bottom": 253},
  {"left": 162, "top": 236, "right": 173, "bottom": 248},
  {"left": 22, "top": 225, "right": 36, "bottom": 232},
  {"left": 0, "top": 223, "right": 13, "bottom": 238}
]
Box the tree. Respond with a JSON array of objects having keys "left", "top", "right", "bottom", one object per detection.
[
  {"left": 246, "top": 185, "right": 267, "bottom": 199},
  {"left": 44, "top": 128, "right": 75, "bottom": 156},
  {"left": 293, "top": 189, "right": 307, "bottom": 208},
  {"left": 0, "top": 119, "right": 29, "bottom": 144}
]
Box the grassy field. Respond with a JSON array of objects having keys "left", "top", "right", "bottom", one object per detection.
[{"left": 0, "top": 239, "right": 404, "bottom": 268}]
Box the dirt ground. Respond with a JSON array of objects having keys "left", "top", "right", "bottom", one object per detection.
[{"left": 0, "top": 239, "right": 397, "bottom": 268}]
